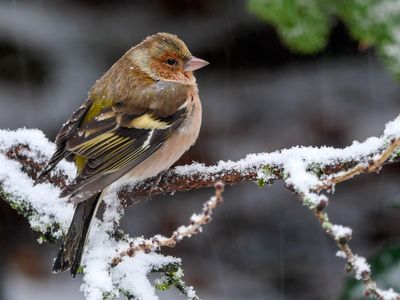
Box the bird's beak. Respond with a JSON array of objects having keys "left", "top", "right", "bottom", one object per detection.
[{"left": 184, "top": 56, "right": 209, "bottom": 72}]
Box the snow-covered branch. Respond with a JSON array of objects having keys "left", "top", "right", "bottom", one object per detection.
[
  {"left": 1, "top": 115, "right": 400, "bottom": 299},
  {"left": 3, "top": 127, "right": 400, "bottom": 209}
]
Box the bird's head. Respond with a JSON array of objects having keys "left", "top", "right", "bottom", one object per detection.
[{"left": 129, "top": 33, "right": 209, "bottom": 84}]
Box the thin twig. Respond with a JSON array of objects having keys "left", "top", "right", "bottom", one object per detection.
[
  {"left": 111, "top": 181, "right": 225, "bottom": 267},
  {"left": 294, "top": 138, "right": 400, "bottom": 300},
  {"left": 319, "top": 138, "right": 400, "bottom": 190}
]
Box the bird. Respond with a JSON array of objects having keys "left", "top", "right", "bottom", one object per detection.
[{"left": 39, "top": 32, "right": 209, "bottom": 277}]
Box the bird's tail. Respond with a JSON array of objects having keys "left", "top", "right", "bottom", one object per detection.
[{"left": 53, "top": 192, "right": 101, "bottom": 277}]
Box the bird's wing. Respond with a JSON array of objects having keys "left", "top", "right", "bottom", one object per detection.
[
  {"left": 62, "top": 102, "right": 188, "bottom": 201},
  {"left": 38, "top": 100, "right": 93, "bottom": 179}
]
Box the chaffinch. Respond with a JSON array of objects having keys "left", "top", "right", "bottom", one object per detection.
[{"left": 40, "top": 32, "right": 208, "bottom": 276}]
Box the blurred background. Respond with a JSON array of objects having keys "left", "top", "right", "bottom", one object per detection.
[{"left": 0, "top": 1, "right": 400, "bottom": 299}]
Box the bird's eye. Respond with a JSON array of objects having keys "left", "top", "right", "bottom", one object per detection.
[{"left": 167, "top": 58, "right": 176, "bottom": 66}]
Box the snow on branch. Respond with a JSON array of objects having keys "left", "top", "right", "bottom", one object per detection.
[
  {"left": 111, "top": 181, "right": 224, "bottom": 268},
  {"left": 1, "top": 115, "right": 400, "bottom": 299}
]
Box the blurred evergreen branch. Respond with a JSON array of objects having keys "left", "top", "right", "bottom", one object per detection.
[{"left": 248, "top": 0, "right": 400, "bottom": 77}]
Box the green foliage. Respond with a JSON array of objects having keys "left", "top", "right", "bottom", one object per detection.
[
  {"left": 248, "top": 0, "right": 335, "bottom": 53},
  {"left": 307, "top": 162, "right": 324, "bottom": 177},
  {"left": 154, "top": 263, "right": 198, "bottom": 299},
  {"left": 340, "top": 243, "right": 400, "bottom": 300},
  {"left": 257, "top": 165, "right": 280, "bottom": 187},
  {"left": 248, "top": 0, "right": 400, "bottom": 77},
  {"left": 1, "top": 188, "right": 63, "bottom": 243},
  {"left": 102, "top": 291, "right": 118, "bottom": 300},
  {"left": 1, "top": 188, "right": 30, "bottom": 216},
  {"left": 37, "top": 230, "right": 58, "bottom": 244}
]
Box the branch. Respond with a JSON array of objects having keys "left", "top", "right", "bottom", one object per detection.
[
  {"left": 285, "top": 136, "right": 400, "bottom": 300},
  {"left": 106, "top": 182, "right": 224, "bottom": 300},
  {"left": 3, "top": 132, "right": 400, "bottom": 208},
  {"left": 111, "top": 181, "right": 224, "bottom": 267},
  {"left": 1, "top": 114, "right": 400, "bottom": 299}
]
